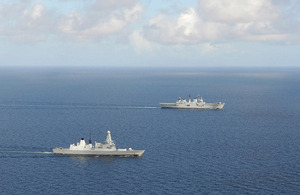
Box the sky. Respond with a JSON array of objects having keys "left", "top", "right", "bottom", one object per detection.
[{"left": 0, "top": 0, "right": 300, "bottom": 67}]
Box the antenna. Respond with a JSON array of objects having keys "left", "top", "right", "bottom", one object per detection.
[{"left": 89, "top": 133, "right": 92, "bottom": 144}]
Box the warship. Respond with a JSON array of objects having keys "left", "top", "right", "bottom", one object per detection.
[
  {"left": 160, "top": 95, "right": 225, "bottom": 109},
  {"left": 53, "top": 131, "right": 145, "bottom": 157}
]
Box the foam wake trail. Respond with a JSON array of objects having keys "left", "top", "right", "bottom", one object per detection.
[
  {"left": 33, "top": 152, "right": 53, "bottom": 154},
  {"left": 1, "top": 151, "right": 52, "bottom": 154},
  {"left": 115, "top": 106, "right": 160, "bottom": 109},
  {"left": 0, "top": 104, "right": 160, "bottom": 109}
]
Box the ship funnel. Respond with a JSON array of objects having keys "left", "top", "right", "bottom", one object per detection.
[{"left": 106, "top": 131, "right": 112, "bottom": 144}]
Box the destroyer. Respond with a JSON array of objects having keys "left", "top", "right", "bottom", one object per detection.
[
  {"left": 53, "top": 131, "right": 145, "bottom": 156},
  {"left": 160, "top": 95, "right": 225, "bottom": 109}
]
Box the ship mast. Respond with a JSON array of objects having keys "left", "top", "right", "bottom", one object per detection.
[
  {"left": 106, "top": 131, "right": 112, "bottom": 144},
  {"left": 89, "top": 133, "right": 92, "bottom": 144}
]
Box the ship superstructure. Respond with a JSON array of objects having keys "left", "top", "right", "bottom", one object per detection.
[{"left": 53, "top": 131, "right": 145, "bottom": 156}]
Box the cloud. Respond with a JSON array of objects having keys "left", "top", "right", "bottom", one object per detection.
[
  {"left": 0, "top": 0, "right": 143, "bottom": 43},
  {"left": 143, "top": 7, "right": 226, "bottom": 44},
  {"left": 0, "top": 0, "right": 299, "bottom": 47},
  {"left": 130, "top": 30, "right": 154, "bottom": 53},
  {"left": 199, "top": 0, "right": 280, "bottom": 23},
  {"left": 0, "top": 1, "right": 61, "bottom": 43},
  {"left": 25, "top": 4, "right": 44, "bottom": 19},
  {"left": 142, "top": 0, "right": 300, "bottom": 44},
  {"left": 59, "top": 0, "right": 143, "bottom": 41}
]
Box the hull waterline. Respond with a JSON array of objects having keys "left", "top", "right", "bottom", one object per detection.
[{"left": 53, "top": 148, "right": 145, "bottom": 157}]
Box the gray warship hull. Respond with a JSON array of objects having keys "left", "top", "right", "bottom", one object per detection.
[
  {"left": 53, "top": 148, "right": 145, "bottom": 157},
  {"left": 160, "top": 95, "right": 225, "bottom": 109},
  {"left": 53, "top": 131, "right": 145, "bottom": 157},
  {"left": 160, "top": 102, "right": 225, "bottom": 109}
]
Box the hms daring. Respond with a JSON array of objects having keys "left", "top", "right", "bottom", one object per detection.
[
  {"left": 53, "top": 131, "right": 145, "bottom": 157},
  {"left": 160, "top": 95, "right": 225, "bottom": 109}
]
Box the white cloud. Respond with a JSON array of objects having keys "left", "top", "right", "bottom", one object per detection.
[
  {"left": 59, "top": 0, "right": 143, "bottom": 41},
  {"left": 0, "top": 2, "right": 57, "bottom": 43},
  {"left": 176, "top": 8, "right": 198, "bottom": 36},
  {"left": 144, "top": 8, "right": 227, "bottom": 43},
  {"left": 25, "top": 4, "right": 44, "bottom": 20},
  {"left": 130, "top": 30, "right": 154, "bottom": 53},
  {"left": 59, "top": 12, "right": 129, "bottom": 40},
  {"left": 124, "top": 4, "right": 143, "bottom": 23},
  {"left": 198, "top": 0, "right": 280, "bottom": 23},
  {"left": 0, "top": 0, "right": 144, "bottom": 43},
  {"left": 0, "top": 0, "right": 299, "bottom": 46},
  {"left": 142, "top": 0, "right": 300, "bottom": 44}
]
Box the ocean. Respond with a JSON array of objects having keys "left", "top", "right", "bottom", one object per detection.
[{"left": 0, "top": 67, "right": 299, "bottom": 194}]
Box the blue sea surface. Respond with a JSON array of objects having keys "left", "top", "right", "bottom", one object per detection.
[{"left": 0, "top": 67, "right": 299, "bottom": 194}]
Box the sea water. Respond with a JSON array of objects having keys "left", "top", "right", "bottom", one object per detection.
[{"left": 0, "top": 67, "right": 299, "bottom": 194}]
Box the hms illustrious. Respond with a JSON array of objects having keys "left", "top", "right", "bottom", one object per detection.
[
  {"left": 160, "top": 95, "right": 225, "bottom": 109},
  {"left": 53, "top": 131, "right": 145, "bottom": 157}
]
